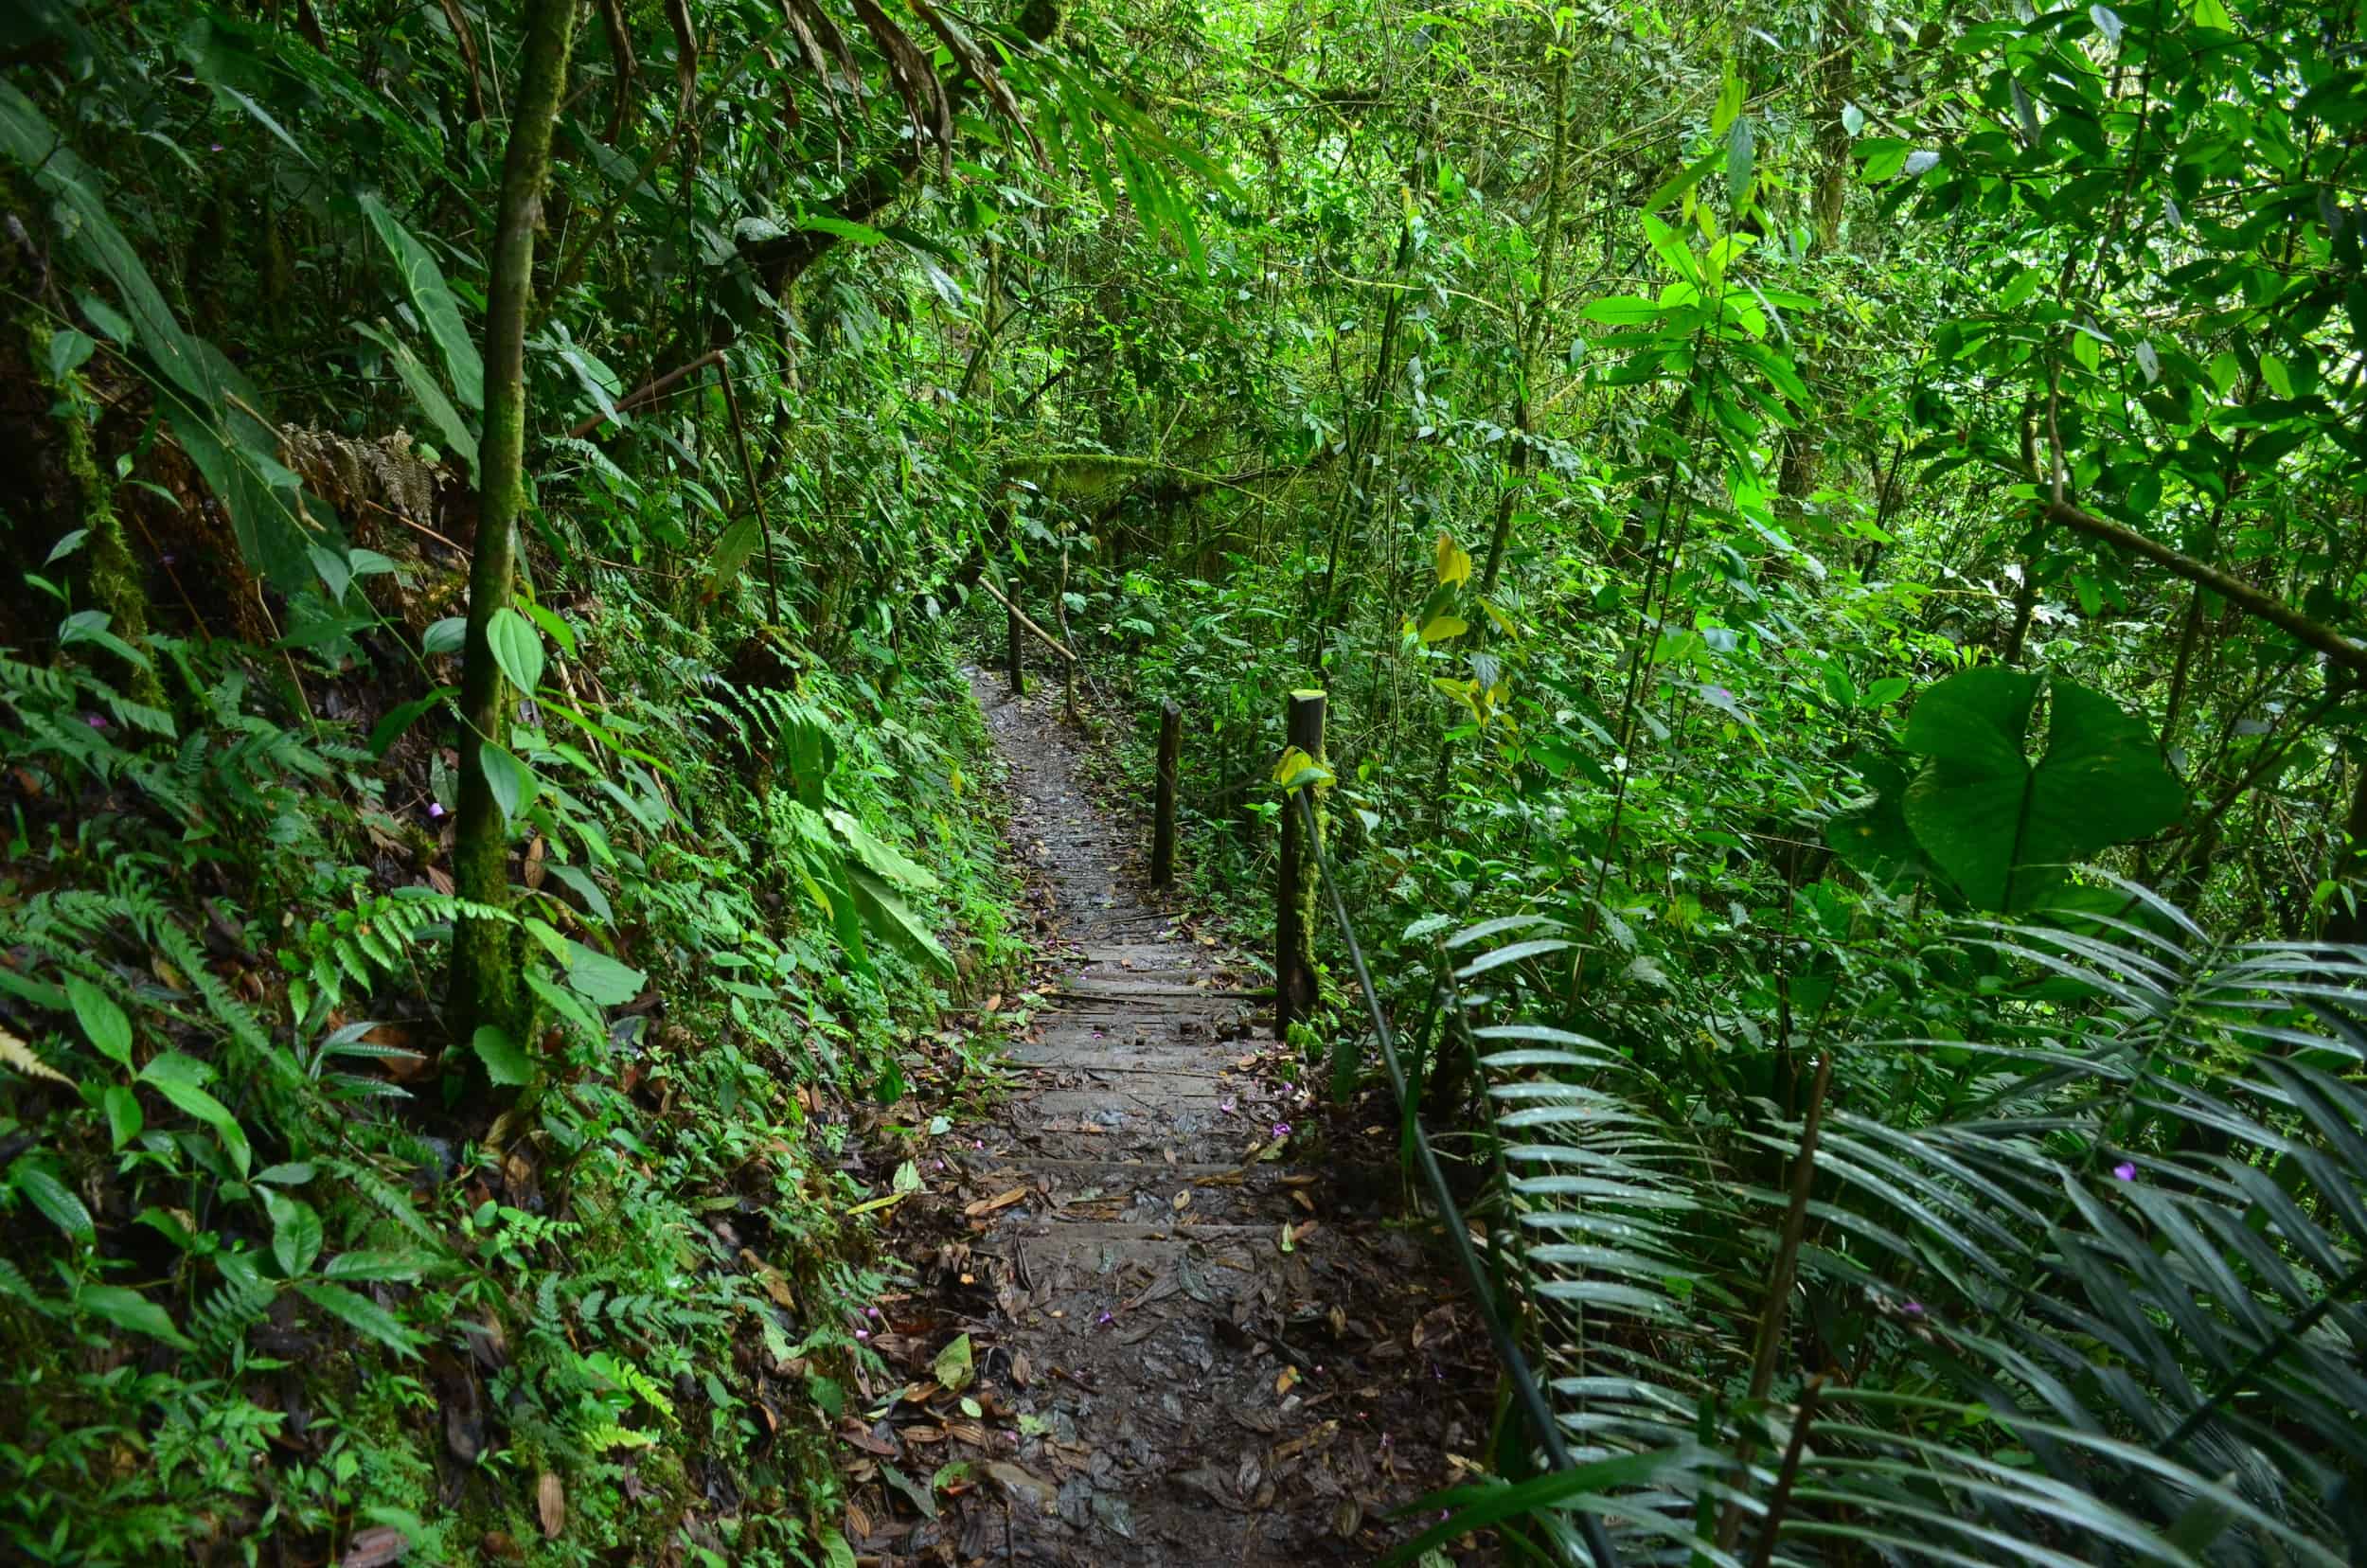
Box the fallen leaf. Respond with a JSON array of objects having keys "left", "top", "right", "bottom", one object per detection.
[
  {"left": 1275, "top": 1365, "right": 1298, "bottom": 1396},
  {"left": 340, "top": 1525, "right": 408, "bottom": 1567},
  {"left": 739, "top": 1249, "right": 796, "bottom": 1310},
  {"left": 1333, "top": 1498, "right": 1364, "bottom": 1538},
  {"left": 963, "top": 1186, "right": 1028, "bottom": 1218},
  {"left": 933, "top": 1334, "right": 975, "bottom": 1395},
  {"left": 536, "top": 1471, "right": 563, "bottom": 1539},
  {"left": 1170, "top": 1190, "right": 1191, "bottom": 1211},
  {"left": 978, "top": 1459, "right": 1059, "bottom": 1514}
]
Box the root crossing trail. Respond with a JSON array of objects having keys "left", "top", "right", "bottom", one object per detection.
[{"left": 892, "top": 677, "right": 1493, "bottom": 1564}]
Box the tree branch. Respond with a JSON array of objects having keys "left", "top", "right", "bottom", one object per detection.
[{"left": 2044, "top": 499, "right": 2367, "bottom": 678}]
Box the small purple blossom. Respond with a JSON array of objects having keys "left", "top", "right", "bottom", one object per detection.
[
  {"left": 2112, "top": 1161, "right": 2138, "bottom": 1182},
  {"left": 865, "top": 1306, "right": 880, "bottom": 1318},
  {"left": 427, "top": 802, "right": 446, "bottom": 818},
  {"left": 208, "top": 142, "right": 223, "bottom": 152},
  {"left": 855, "top": 1328, "right": 869, "bottom": 1340},
  {"left": 1095, "top": 1310, "right": 1112, "bottom": 1326},
  {"left": 83, "top": 713, "right": 107, "bottom": 730},
  {"left": 1272, "top": 1122, "right": 1291, "bottom": 1138},
  {"left": 1900, "top": 1301, "right": 1926, "bottom": 1317},
  {"left": 1218, "top": 1097, "right": 1236, "bottom": 1114}
]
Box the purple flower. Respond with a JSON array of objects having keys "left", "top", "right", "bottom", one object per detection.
[
  {"left": 1272, "top": 1122, "right": 1291, "bottom": 1138},
  {"left": 2112, "top": 1161, "right": 2137, "bottom": 1182},
  {"left": 865, "top": 1306, "right": 880, "bottom": 1318},
  {"left": 1218, "top": 1098, "right": 1236, "bottom": 1114},
  {"left": 208, "top": 142, "right": 223, "bottom": 152},
  {"left": 83, "top": 713, "right": 107, "bottom": 730},
  {"left": 855, "top": 1328, "right": 869, "bottom": 1340},
  {"left": 1900, "top": 1300, "right": 1926, "bottom": 1317},
  {"left": 1095, "top": 1310, "right": 1112, "bottom": 1326},
  {"left": 427, "top": 802, "right": 446, "bottom": 818}
]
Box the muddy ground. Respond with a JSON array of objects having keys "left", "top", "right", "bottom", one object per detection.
[{"left": 834, "top": 676, "right": 1504, "bottom": 1565}]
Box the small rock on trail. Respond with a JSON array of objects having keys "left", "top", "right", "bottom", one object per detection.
[{"left": 849, "top": 676, "right": 1501, "bottom": 1564}]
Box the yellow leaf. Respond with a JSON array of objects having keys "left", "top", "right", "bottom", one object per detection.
[
  {"left": 1430, "top": 537, "right": 1468, "bottom": 592},
  {"left": 1418, "top": 615, "right": 1468, "bottom": 645},
  {"left": 1434, "top": 530, "right": 1472, "bottom": 586},
  {"left": 1272, "top": 746, "right": 1335, "bottom": 792},
  {"left": 0, "top": 1025, "right": 72, "bottom": 1086},
  {"left": 949, "top": 764, "right": 965, "bottom": 798},
  {"left": 1276, "top": 1364, "right": 1299, "bottom": 1395},
  {"left": 1481, "top": 598, "right": 1521, "bottom": 641}
]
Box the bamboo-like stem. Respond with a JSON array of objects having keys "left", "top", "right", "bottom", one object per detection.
[{"left": 448, "top": 0, "right": 579, "bottom": 1049}]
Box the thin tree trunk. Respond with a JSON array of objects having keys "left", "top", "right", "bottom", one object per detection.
[
  {"left": 448, "top": 0, "right": 580, "bottom": 1049},
  {"left": 2326, "top": 762, "right": 2367, "bottom": 948}
]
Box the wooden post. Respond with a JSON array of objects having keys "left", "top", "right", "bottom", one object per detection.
[
  {"left": 1006, "top": 600, "right": 1023, "bottom": 696},
  {"left": 1275, "top": 688, "right": 1326, "bottom": 1037},
  {"left": 1151, "top": 701, "right": 1181, "bottom": 889}
]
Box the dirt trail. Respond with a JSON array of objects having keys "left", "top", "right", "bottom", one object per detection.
[{"left": 869, "top": 677, "right": 1495, "bottom": 1564}]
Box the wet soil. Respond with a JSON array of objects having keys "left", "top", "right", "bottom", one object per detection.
[{"left": 840, "top": 676, "right": 1500, "bottom": 1564}]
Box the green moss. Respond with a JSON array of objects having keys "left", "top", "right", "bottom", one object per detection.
[{"left": 25, "top": 318, "right": 165, "bottom": 709}]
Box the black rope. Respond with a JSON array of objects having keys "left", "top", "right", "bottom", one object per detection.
[{"left": 1291, "top": 788, "right": 1620, "bottom": 1568}]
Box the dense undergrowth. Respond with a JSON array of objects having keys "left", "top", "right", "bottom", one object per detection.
[
  {"left": 7, "top": 0, "right": 2367, "bottom": 1562},
  {"left": 1, "top": 578, "right": 1023, "bottom": 1563}
]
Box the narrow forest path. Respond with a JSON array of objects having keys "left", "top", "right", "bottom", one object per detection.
[{"left": 873, "top": 676, "right": 1496, "bottom": 1564}]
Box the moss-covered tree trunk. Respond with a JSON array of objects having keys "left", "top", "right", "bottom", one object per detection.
[
  {"left": 447, "top": 0, "right": 579, "bottom": 1048},
  {"left": 27, "top": 321, "right": 163, "bottom": 708}
]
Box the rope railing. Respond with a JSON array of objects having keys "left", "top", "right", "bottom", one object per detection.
[{"left": 1290, "top": 787, "right": 1621, "bottom": 1568}]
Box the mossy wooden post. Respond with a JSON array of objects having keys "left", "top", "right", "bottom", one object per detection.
[
  {"left": 447, "top": 0, "right": 578, "bottom": 1048},
  {"left": 1006, "top": 600, "right": 1023, "bottom": 696},
  {"left": 1151, "top": 700, "right": 1181, "bottom": 888},
  {"left": 1275, "top": 688, "right": 1326, "bottom": 1037}
]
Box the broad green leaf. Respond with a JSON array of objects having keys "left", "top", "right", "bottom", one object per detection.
[
  {"left": 102, "top": 1085, "right": 142, "bottom": 1149},
  {"left": 704, "top": 516, "right": 766, "bottom": 599},
  {"left": 564, "top": 942, "right": 646, "bottom": 1007},
  {"left": 296, "top": 1281, "right": 425, "bottom": 1359},
  {"left": 828, "top": 809, "right": 941, "bottom": 893},
  {"left": 480, "top": 743, "right": 540, "bottom": 823},
  {"left": 139, "top": 1052, "right": 251, "bottom": 1175},
  {"left": 486, "top": 607, "right": 545, "bottom": 699},
  {"left": 12, "top": 1162, "right": 94, "bottom": 1243},
  {"left": 1899, "top": 670, "right": 2184, "bottom": 910},
  {"left": 368, "top": 687, "right": 456, "bottom": 760},
  {"left": 76, "top": 1283, "right": 193, "bottom": 1349},
  {"left": 845, "top": 863, "right": 952, "bottom": 975},
  {"left": 66, "top": 978, "right": 133, "bottom": 1067},
  {"left": 360, "top": 323, "right": 477, "bottom": 476},
  {"left": 325, "top": 1249, "right": 437, "bottom": 1282},
  {"left": 472, "top": 1025, "right": 537, "bottom": 1088},
  {"left": 1641, "top": 213, "right": 1699, "bottom": 285},
  {"left": 360, "top": 191, "right": 483, "bottom": 408},
  {"left": 264, "top": 1189, "right": 323, "bottom": 1278},
  {"left": 799, "top": 213, "right": 890, "bottom": 244}
]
